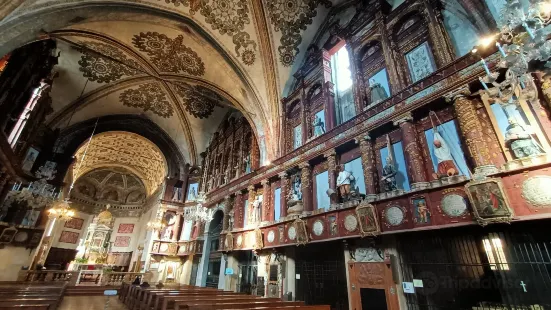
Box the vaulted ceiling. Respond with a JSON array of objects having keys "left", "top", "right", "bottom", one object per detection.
[{"left": 0, "top": 0, "right": 344, "bottom": 164}]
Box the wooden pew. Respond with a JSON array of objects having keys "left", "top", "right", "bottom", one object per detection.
[
  {"left": 0, "top": 298, "right": 59, "bottom": 310},
  {"left": 137, "top": 287, "right": 217, "bottom": 310},
  {"left": 0, "top": 304, "right": 51, "bottom": 310},
  {"left": 216, "top": 307, "right": 330, "bottom": 310},
  {"left": 181, "top": 300, "right": 303, "bottom": 310},
  {"left": 0, "top": 282, "right": 65, "bottom": 310},
  {"left": 166, "top": 295, "right": 267, "bottom": 310},
  {"left": 154, "top": 291, "right": 240, "bottom": 310}
]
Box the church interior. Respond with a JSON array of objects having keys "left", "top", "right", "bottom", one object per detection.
[{"left": 1, "top": 0, "right": 551, "bottom": 309}]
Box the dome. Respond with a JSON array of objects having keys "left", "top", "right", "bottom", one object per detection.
[{"left": 97, "top": 205, "right": 113, "bottom": 226}]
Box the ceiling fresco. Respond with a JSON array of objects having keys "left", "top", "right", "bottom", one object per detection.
[{"left": 0, "top": 0, "right": 345, "bottom": 160}]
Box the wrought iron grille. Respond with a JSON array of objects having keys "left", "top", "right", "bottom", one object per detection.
[
  {"left": 237, "top": 264, "right": 258, "bottom": 294},
  {"left": 189, "top": 255, "right": 201, "bottom": 286},
  {"left": 295, "top": 260, "right": 348, "bottom": 310},
  {"left": 398, "top": 222, "right": 551, "bottom": 310}
]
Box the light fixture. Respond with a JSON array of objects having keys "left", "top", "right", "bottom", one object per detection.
[
  {"left": 47, "top": 199, "right": 75, "bottom": 221},
  {"left": 146, "top": 219, "right": 164, "bottom": 231},
  {"left": 183, "top": 192, "right": 214, "bottom": 223}
]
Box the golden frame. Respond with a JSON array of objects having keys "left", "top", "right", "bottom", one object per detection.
[
  {"left": 225, "top": 233, "right": 234, "bottom": 251},
  {"left": 465, "top": 178, "right": 513, "bottom": 226},
  {"left": 253, "top": 228, "right": 263, "bottom": 250},
  {"left": 294, "top": 218, "right": 309, "bottom": 246},
  {"left": 355, "top": 201, "right": 381, "bottom": 237}
]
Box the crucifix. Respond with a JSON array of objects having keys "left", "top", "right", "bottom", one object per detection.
[{"left": 520, "top": 281, "right": 527, "bottom": 292}]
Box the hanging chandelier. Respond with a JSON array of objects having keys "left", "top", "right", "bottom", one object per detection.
[
  {"left": 183, "top": 192, "right": 214, "bottom": 223},
  {"left": 472, "top": 0, "right": 551, "bottom": 98},
  {"left": 47, "top": 199, "right": 75, "bottom": 221},
  {"left": 146, "top": 219, "right": 164, "bottom": 231}
]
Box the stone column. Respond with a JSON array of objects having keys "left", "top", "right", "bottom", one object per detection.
[
  {"left": 172, "top": 212, "right": 182, "bottom": 241},
  {"left": 279, "top": 172, "right": 288, "bottom": 218},
  {"left": 324, "top": 150, "right": 337, "bottom": 191},
  {"left": 451, "top": 94, "right": 498, "bottom": 176},
  {"left": 234, "top": 191, "right": 244, "bottom": 229},
  {"left": 222, "top": 195, "right": 231, "bottom": 231},
  {"left": 261, "top": 179, "right": 271, "bottom": 223},
  {"left": 217, "top": 254, "right": 227, "bottom": 290},
  {"left": 299, "top": 162, "right": 313, "bottom": 212},
  {"left": 393, "top": 112, "right": 430, "bottom": 191},
  {"left": 356, "top": 134, "right": 378, "bottom": 201},
  {"left": 284, "top": 247, "right": 296, "bottom": 300},
  {"left": 247, "top": 185, "right": 256, "bottom": 226}
]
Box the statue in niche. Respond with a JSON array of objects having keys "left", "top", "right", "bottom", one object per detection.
[
  {"left": 504, "top": 118, "right": 544, "bottom": 159},
  {"left": 171, "top": 187, "right": 182, "bottom": 202},
  {"left": 312, "top": 115, "right": 325, "bottom": 137},
  {"left": 251, "top": 195, "right": 262, "bottom": 224},
  {"left": 369, "top": 80, "right": 388, "bottom": 105},
  {"left": 188, "top": 187, "right": 197, "bottom": 201},
  {"left": 162, "top": 212, "right": 176, "bottom": 240},
  {"left": 228, "top": 209, "right": 234, "bottom": 231},
  {"left": 287, "top": 175, "right": 304, "bottom": 215},
  {"left": 432, "top": 131, "right": 459, "bottom": 179},
  {"left": 381, "top": 157, "right": 397, "bottom": 192},
  {"left": 289, "top": 175, "right": 302, "bottom": 201},
  {"left": 336, "top": 165, "right": 355, "bottom": 202},
  {"left": 243, "top": 154, "right": 251, "bottom": 173}
]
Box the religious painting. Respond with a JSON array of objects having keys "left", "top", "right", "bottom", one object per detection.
[
  {"left": 161, "top": 211, "right": 177, "bottom": 240},
  {"left": 328, "top": 215, "right": 338, "bottom": 237},
  {"left": 186, "top": 183, "right": 199, "bottom": 202},
  {"left": 0, "top": 227, "right": 17, "bottom": 243},
  {"left": 152, "top": 242, "right": 160, "bottom": 253},
  {"left": 64, "top": 217, "right": 84, "bottom": 230},
  {"left": 355, "top": 202, "right": 380, "bottom": 236},
  {"left": 114, "top": 236, "right": 131, "bottom": 247},
  {"left": 424, "top": 120, "right": 470, "bottom": 179},
  {"left": 312, "top": 110, "right": 325, "bottom": 137},
  {"left": 405, "top": 41, "right": 436, "bottom": 83},
  {"left": 117, "top": 223, "right": 135, "bottom": 234},
  {"left": 465, "top": 178, "right": 513, "bottom": 225},
  {"left": 21, "top": 147, "right": 39, "bottom": 173},
  {"left": 293, "top": 125, "right": 302, "bottom": 149},
  {"left": 59, "top": 231, "right": 79, "bottom": 244},
  {"left": 412, "top": 196, "right": 431, "bottom": 225},
  {"left": 294, "top": 219, "right": 308, "bottom": 245}
]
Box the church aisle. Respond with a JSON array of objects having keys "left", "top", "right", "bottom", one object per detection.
[{"left": 59, "top": 296, "right": 127, "bottom": 310}]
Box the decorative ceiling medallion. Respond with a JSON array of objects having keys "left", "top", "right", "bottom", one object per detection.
[
  {"left": 385, "top": 206, "right": 405, "bottom": 226},
  {"left": 344, "top": 214, "right": 358, "bottom": 232},
  {"left": 441, "top": 194, "right": 468, "bottom": 217},
  {"left": 158, "top": 0, "right": 257, "bottom": 65},
  {"left": 76, "top": 41, "right": 140, "bottom": 83},
  {"left": 287, "top": 225, "right": 297, "bottom": 240},
  {"left": 119, "top": 83, "right": 174, "bottom": 118},
  {"left": 175, "top": 83, "right": 222, "bottom": 119},
  {"left": 267, "top": 230, "right": 275, "bottom": 243},
  {"left": 132, "top": 32, "right": 205, "bottom": 75},
  {"left": 522, "top": 176, "right": 551, "bottom": 208},
  {"left": 312, "top": 220, "right": 324, "bottom": 236},
  {"left": 265, "top": 0, "right": 332, "bottom": 66}
]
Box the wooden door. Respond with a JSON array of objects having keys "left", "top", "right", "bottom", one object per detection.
[{"left": 348, "top": 262, "right": 400, "bottom": 310}]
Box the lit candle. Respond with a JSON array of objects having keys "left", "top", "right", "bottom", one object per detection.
[
  {"left": 479, "top": 77, "right": 490, "bottom": 91},
  {"left": 496, "top": 42, "right": 507, "bottom": 57},
  {"left": 522, "top": 22, "right": 535, "bottom": 40},
  {"left": 480, "top": 59, "right": 491, "bottom": 76}
]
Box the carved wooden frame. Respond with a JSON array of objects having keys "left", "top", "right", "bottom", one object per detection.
[
  {"left": 464, "top": 178, "right": 513, "bottom": 226},
  {"left": 293, "top": 218, "right": 309, "bottom": 246},
  {"left": 355, "top": 201, "right": 381, "bottom": 237},
  {"left": 225, "top": 233, "right": 234, "bottom": 251},
  {"left": 254, "top": 228, "right": 263, "bottom": 250}
]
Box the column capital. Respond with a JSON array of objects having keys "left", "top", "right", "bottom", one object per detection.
[
  {"left": 261, "top": 179, "right": 270, "bottom": 186},
  {"left": 354, "top": 134, "right": 371, "bottom": 144},
  {"left": 278, "top": 171, "right": 288, "bottom": 179},
  {"left": 323, "top": 149, "right": 336, "bottom": 158},
  {"left": 298, "top": 162, "right": 310, "bottom": 169},
  {"left": 392, "top": 112, "right": 413, "bottom": 126},
  {"left": 234, "top": 190, "right": 243, "bottom": 196},
  {"left": 247, "top": 185, "right": 255, "bottom": 191},
  {"left": 444, "top": 86, "right": 471, "bottom": 102}
]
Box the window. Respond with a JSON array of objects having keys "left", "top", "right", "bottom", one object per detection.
[
  {"left": 331, "top": 45, "right": 355, "bottom": 124},
  {"left": 343, "top": 158, "right": 366, "bottom": 194},
  {"left": 8, "top": 81, "right": 49, "bottom": 148},
  {"left": 274, "top": 187, "right": 281, "bottom": 221},
  {"left": 315, "top": 171, "right": 330, "bottom": 210},
  {"left": 293, "top": 125, "right": 302, "bottom": 149},
  {"left": 243, "top": 199, "right": 249, "bottom": 226},
  {"left": 380, "top": 141, "right": 411, "bottom": 191},
  {"left": 483, "top": 235, "right": 509, "bottom": 270}
]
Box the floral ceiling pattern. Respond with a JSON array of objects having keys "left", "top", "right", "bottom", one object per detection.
[
  {"left": 132, "top": 32, "right": 205, "bottom": 75},
  {"left": 76, "top": 41, "right": 140, "bottom": 83},
  {"left": 159, "top": 0, "right": 257, "bottom": 65},
  {"left": 119, "top": 82, "right": 174, "bottom": 118},
  {"left": 266, "top": 0, "right": 332, "bottom": 66},
  {"left": 175, "top": 83, "right": 223, "bottom": 119}
]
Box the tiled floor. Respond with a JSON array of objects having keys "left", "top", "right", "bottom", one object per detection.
[{"left": 59, "top": 296, "right": 127, "bottom": 310}]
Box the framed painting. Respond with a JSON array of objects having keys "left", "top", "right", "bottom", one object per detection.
[
  {"left": 412, "top": 196, "right": 431, "bottom": 225},
  {"left": 114, "top": 236, "right": 131, "bottom": 247},
  {"left": 64, "top": 218, "right": 84, "bottom": 230},
  {"left": 59, "top": 231, "right": 79, "bottom": 244},
  {"left": 294, "top": 218, "right": 309, "bottom": 245},
  {"left": 465, "top": 178, "right": 513, "bottom": 226},
  {"left": 21, "top": 147, "right": 39, "bottom": 172},
  {"left": 117, "top": 223, "right": 135, "bottom": 234},
  {"left": 225, "top": 233, "right": 234, "bottom": 251},
  {"left": 0, "top": 227, "right": 18, "bottom": 243},
  {"left": 355, "top": 202, "right": 380, "bottom": 236}
]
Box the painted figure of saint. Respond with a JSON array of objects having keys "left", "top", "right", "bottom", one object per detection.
[
  {"left": 381, "top": 157, "right": 397, "bottom": 192},
  {"left": 415, "top": 200, "right": 430, "bottom": 223},
  {"left": 289, "top": 175, "right": 302, "bottom": 201},
  {"left": 336, "top": 165, "right": 354, "bottom": 201},
  {"left": 432, "top": 131, "right": 459, "bottom": 179},
  {"left": 369, "top": 81, "right": 389, "bottom": 104},
  {"left": 312, "top": 115, "right": 325, "bottom": 137},
  {"left": 504, "top": 118, "right": 544, "bottom": 159}
]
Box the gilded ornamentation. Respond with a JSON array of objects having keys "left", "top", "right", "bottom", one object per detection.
[
  {"left": 265, "top": 0, "right": 332, "bottom": 66},
  {"left": 299, "top": 163, "right": 311, "bottom": 189},
  {"left": 159, "top": 0, "right": 257, "bottom": 64},
  {"left": 76, "top": 41, "right": 140, "bottom": 83},
  {"left": 174, "top": 83, "right": 222, "bottom": 119},
  {"left": 119, "top": 83, "right": 174, "bottom": 118},
  {"left": 521, "top": 176, "right": 551, "bottom": 208},
  {"left": 453, "top": 96, "right": 491, "bottom": 167},
  {"left": 132, "top": 32, "right": 205, "bottom": 75}
]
